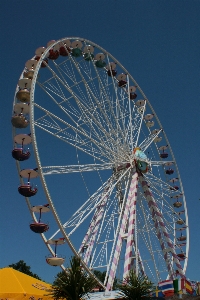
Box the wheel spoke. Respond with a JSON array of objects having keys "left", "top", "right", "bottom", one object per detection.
[{"left": 42, "top": 162, "right": 114, "bottom": 175}]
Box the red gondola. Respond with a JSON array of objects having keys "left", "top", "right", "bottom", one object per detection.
[
  {"left": 177, "top": 253, "right": 186, "bottom": 261},
  {"left": 12, "top": 134, "right": 31, "bottom": 161},
  {"left": 30, "top": 205, "right": 50, "bottom": 233},
  {"left": 48, "top": 49, "right": 59, "bottom": 60},
  {"left": 18, "top": 169, "right": 38, "bottom": 197},
  {"left": 165, "top": 168, "right": 174, "bottom": 175},
  {"left": 106, "top": 62, "right": 117, "bottom": 76},
  {"left": 12, "top": 148, "right": 30, "bottom": 161},
  {"left": 107, "top": 69, "right": 117, "bottom": 77},
  {"left": 159, "top": 145, "right": 168, "bottom": 159},
  {"left": 35, "top": 46, "right": 48, "bottom": 67},
  {"left": 117, "top": 74, "right": 127, "bottom": 87},
  {"left": 30, "top": 222, "right": 49, "bottom": 233},
  {"left": 59, "top": 46, "right": 71, "bottom": 56},
  {"left": 18, "top": 184, "right": 37, "bottom": 197},
  {"left": 34, "top": 56, "right": 48, "bottom": 68},
  {"left": 130, "top": 93, "right": 137, "bottom": 100}
]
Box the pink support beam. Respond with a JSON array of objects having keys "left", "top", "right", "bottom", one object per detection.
[
  {"left": 79, "top": 214, "right": 97, "bottom": 254},
  {"left": 123, "top": 172, "right": 138, "bottom": 278},
  {"left": 137, "top": 249, "right": 146, "bottom": 276},
  {"left": 139, "top": 175, "right": 185, "bottom": 279},
  {"left": 129, "top": 242, "right": 146, "bottom": 277},
  {"left": 106, "top": 170, "right": 137, "bottom": 290},
  {"left": 84, "top": 196, "right": 108, "bottom": 264},
  {"left": 79, "top": 187, "right": 109, "bottom": 255}
]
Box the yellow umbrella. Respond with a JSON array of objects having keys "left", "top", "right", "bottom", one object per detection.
[{"left": 0, "top": 267, "right": 53, "bottom": 300}]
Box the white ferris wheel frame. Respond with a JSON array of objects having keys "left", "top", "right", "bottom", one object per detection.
[{"left": 13, "top": 37, "right": 189, "bottom": 289}]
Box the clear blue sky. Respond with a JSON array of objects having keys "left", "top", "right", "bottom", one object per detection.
[{"left": 0, "top": 0, "right": 200, "bottom": 283}]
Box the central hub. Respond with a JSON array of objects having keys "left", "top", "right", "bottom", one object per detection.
[
  {"left": 133, "top": 147, "right": 149, "bottom": 173},
  {"left": 113, "top": 148, "right": 149, "bottom": 174}
]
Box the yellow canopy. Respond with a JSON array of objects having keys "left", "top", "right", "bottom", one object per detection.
[{"left": 0, "top": 267, "right": 53, "bottom": 300}]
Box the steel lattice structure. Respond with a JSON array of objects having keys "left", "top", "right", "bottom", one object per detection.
[{"left": 12, "top": 37, "right": 189, "bottom": 290}]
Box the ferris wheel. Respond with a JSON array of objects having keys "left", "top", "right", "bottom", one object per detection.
[{"left": 11, "top": 37, "right": 189, "bottom": 290}]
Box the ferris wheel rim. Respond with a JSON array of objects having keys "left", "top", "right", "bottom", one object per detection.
[{"left": 13, "top": 36, "right": 189, "bottom": 287}]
